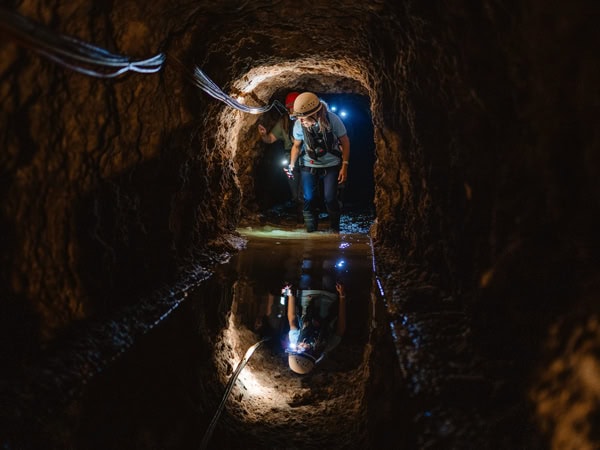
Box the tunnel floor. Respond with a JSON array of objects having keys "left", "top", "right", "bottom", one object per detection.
[
  {"left": 2, "top": 206, "right": 538, "bottom": 449},
  {"left": 74, "top": 226, "right": 382, "bottom": 449}
]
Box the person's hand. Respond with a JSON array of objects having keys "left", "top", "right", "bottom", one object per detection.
[
  {"left": 283, "top": 165, "right": 294, "bottom": 179},
  {"left": 258, "top": 124, "right": 267, "bottom": 136},
  {"left": 336, "top": 282, "right": 346, "bottom": 297},
  {"left": 282, "top": 283, "right": 293, "bottom": 295},
  {"left": 338, "top": 164, "right": 348, "bottom": 184}
]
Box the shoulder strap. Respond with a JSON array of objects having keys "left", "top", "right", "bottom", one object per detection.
[
  {"left": 300, "top": 115, "right": 342, "bottom": 159},
  {"left": 325, "top": 112, "right": 342, "bottom": 157}
]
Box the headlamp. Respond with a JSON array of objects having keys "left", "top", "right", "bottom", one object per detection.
[{"left": 335, "top": 259, "right": 346, "bottom": 269}]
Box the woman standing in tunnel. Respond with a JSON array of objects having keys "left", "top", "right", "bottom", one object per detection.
[{"left": 289, "top": 92, "right": 350, "bottom": 233}]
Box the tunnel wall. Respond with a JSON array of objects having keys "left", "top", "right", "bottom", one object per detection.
[
  {"left": 368, "top": 2, "right": 600, "bottom": 446},
  {"left": 369, "top": 1, "right": 599, "bottom": 307},
  {"left": 0, "top": 2, "right": 242, "bottom": 363}
]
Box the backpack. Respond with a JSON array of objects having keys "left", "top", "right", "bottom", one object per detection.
[
  {"left": 295, "top": 294, "right": 338, "bottom": 354},
  {"left": 301, "top": 112, "right": 342, "bottom": 160}
]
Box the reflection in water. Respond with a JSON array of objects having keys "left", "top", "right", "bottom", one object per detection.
[
  {"left": 38, "top": 230, "right": 376, "bottom": 449},
  {"left": 285, "top": 279, "right": 346, "bottom": 375},
  {"left": 214, "top": 230, "right": 374, "bottom": 423},
  {"left": 229, "top": 230, "right": 372, "bottom": 359}
]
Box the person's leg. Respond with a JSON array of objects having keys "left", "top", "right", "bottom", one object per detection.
[
  {"left": 293, "top": 166, "right": 303, "bottom": 203},
  {"left": 292, "top": 165, "right": 304, "bottom": 223},
  {"left": 322, "top": 167, "right": 341, "bottom": 232},
  {"left": 301, "top": 168, "right": 319, "bottom": 232},
  {"left": 287, "top": 165, "right": 299, "bottom": 204},
  {"left": 317, "top": 177, "right": 325, "bottom": 216}
]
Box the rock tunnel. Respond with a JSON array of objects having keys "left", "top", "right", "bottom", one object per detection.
[{"left": 1, "top": 1, "right": 599, "bottom": 448}]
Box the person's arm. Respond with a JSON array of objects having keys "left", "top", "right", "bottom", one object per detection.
[
  {"left": 335, "top": 282, "right": 346, "bottom": 336},
  {"left": 266, "top": 292, "right": 274, "bottom": 316},
  {"left": 287, "top": 288, "right": 298, "bottom": 330},
  {"left": 258, "top": 124, "right": 277, "bottom": 144},
  {"left": 337, "top": 134, "right": 350, "bottom": 184},
  {"left": 290, "top": 139, "right": 302, "bottom": 171}
]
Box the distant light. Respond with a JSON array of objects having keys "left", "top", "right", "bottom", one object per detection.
[
  {"left": 335, "top": 259, "right": 346, "bottom": 269},
  {"left": 339, "top": 242, "right": 350, "bottom": 249},
  {"left": 330, "top": 105, "right": 337, "bottom": 112},
  {"left": 281, "top": 158, "right": 289, "bottom": 166},
  {"left": 340, "top": 110, "right": 347, "bottom": 118}
]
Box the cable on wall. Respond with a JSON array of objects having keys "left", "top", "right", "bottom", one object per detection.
[
  {"left": 192, "top": 66, "right": 285, "bottom": 115},
  {"left": 0, "top": 7, "right": 165, "bottom": 78}
]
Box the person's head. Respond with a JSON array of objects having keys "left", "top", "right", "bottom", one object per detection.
[
  {"left": 285, "top": 92, "right": 300, "bottom": 113},
  {"left": 288, "top": 351, "right": 316, "bottom": 374},
  {"left": 287, "top": 323, "right": 326, "bottom": 374},
  {"left": 292, "top": 92, "right": 323, "bottom": 128}
]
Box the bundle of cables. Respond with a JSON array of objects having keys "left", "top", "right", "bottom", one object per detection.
[
  {"left": 192, "top": 66, "right": 287, "bottom": 115},
  {"left": 0, "top": 7, "right": 164, "bottom": 78},
  {"left": 1, "top": 7, "right": 286, "bottom": 115}
]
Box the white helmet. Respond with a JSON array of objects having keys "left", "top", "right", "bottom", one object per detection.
[
  {"left": 288, "top": 353, "right": 315, "bottom": 374},
  {"left": 292, "top": 92, "right": 323, "bottom": 118}
]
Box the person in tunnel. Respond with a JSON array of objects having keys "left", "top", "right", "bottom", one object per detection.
[
  {"left": 284, "top": 280, "right": 347, "bottom": 375},
  {"left": 289, "top": 92, "right": 350, "bottom": 233},
  {"left": 254, "top": 286, "right": 290, "bottom": 351},
  {"left": 257, "top": 92, "right": 304, "bottom": 221}
]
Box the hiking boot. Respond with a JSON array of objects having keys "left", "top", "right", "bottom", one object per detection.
[
  {"left": 328, "top": 211, "right": 340, "bottom": 233},
  {"left": 303, "top": 211, "right": 317, "bottom": 232}
]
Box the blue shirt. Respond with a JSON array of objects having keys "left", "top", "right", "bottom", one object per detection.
[
  {"left": 288, "top": 290, "right": 342, "bottom": 354},
  {"left": 293, "top": 110, "right": 347, "bottom": 168}
]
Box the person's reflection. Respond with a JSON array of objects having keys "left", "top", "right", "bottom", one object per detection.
[
  {"left": 254, "top": 286, "right": 288, "bottom": 351},
  {"left": 284, "top": 279, "right": 347, "bottom": 375}
]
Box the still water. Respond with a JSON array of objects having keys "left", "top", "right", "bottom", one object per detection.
[
  {"left": 59, "top": 229, "right": 377, "bottom": 449},
  {"left": 224, "top": 229, "right": 374, "bottom": 353}
]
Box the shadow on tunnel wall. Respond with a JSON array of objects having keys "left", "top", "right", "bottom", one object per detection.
[
  {"left": 0, "top": 94, "right": 45, "bottom": 374},
  {"left": 0, "top": 290, "right": 42, "bottom": 380},
  {"left": 73, "top": 124, "right": 224, "bottom": 319}
]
